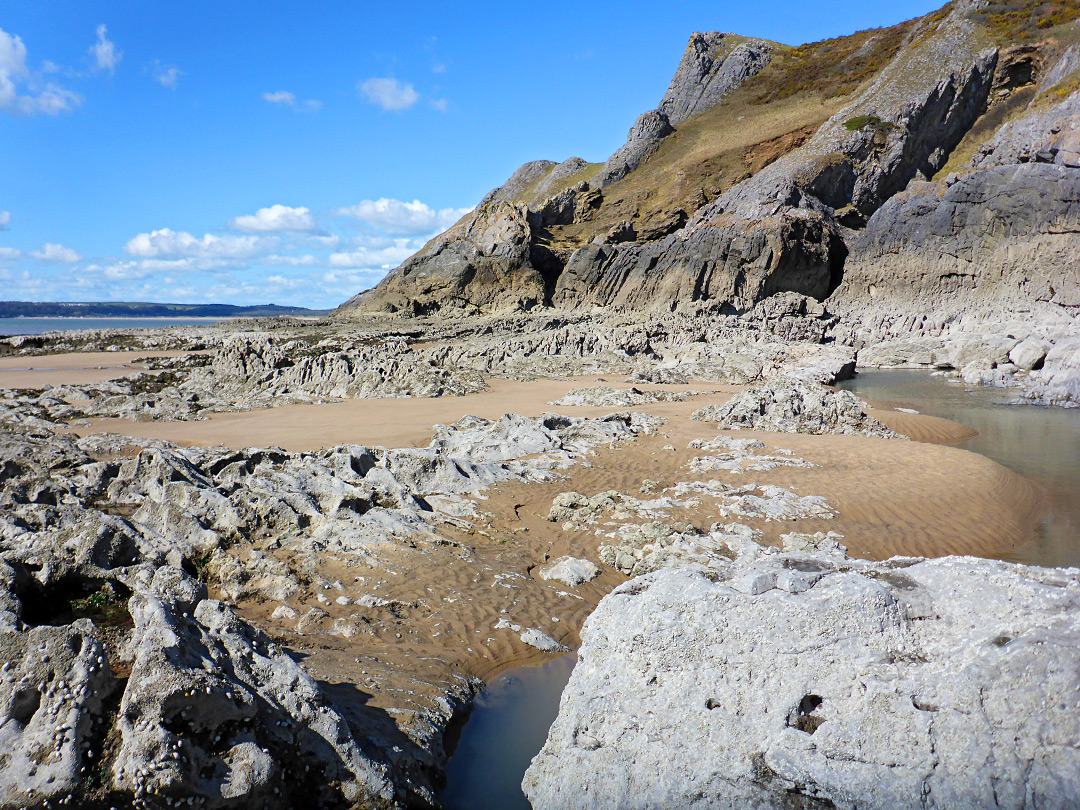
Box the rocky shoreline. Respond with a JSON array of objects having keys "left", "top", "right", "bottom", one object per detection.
[{"left": 5, "top": 0, "right": 1080, "bottom": 806}]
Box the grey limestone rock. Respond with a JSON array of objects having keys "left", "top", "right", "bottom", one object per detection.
[
  {"left": 0, "top": 621, "right": 116, "bottom": 808},
  {"left": 658, "top": 33, "right": 775, "bottom": 127},
  {"left": 592, "top": 33, "right": 775, "bottom": 190},
  {"left": 344, "top": 200, "right": 546, "bottom": 316},
  {"left": 111, "top": 566, "right": 396, "bottom": 809},
  {"left": 535, "top": 556, "right": 602, "bottom": 587},
  {"left": 692, "top": 378, "right": 901, "bottom": 437},
  {"left": 524, "top": 545, "right": 1080, "bottom": 809}
]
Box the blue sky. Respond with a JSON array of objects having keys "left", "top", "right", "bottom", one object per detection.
[{"left": 0, "top": 1, "right": 942, "bottom": 309}]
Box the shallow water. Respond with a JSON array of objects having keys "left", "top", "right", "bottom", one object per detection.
[
  {"left": 839, "top": 369, "right": 1080, "bottom": 569},
  {"left": 439, "top": 655, "right": 576, "bottom": 810},
  {"left": 441, "top": 370, "right": 1080, "bottom": 809},
  {"left": 0, "top": 317, "right": 226, "bottom": 335}
]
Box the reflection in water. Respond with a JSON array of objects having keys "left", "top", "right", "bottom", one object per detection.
[
  {"left": 839, "top": 370, "right": 1080, "bottom": 568},
  {"left": 440, "top": 655, "right": 576, "bottom": 810}
]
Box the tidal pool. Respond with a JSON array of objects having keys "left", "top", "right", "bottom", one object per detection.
[
  {"left": 839, "top": 369, "right": 1080, "bottom": 568},
  {"left": 442, "top": 370, "right": 1080, "bottom": 810},
  {"left": 440, "top": 654, "right": 576, "bottom": 810}
]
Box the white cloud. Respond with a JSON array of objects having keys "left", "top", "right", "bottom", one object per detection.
[
  {"left": 151, "top": 60, "right": 182, "bottom": 89},
  {"left": 31, "top": 242, "right": 82, "bottom": 262},
  {"left": 0, "top": 27, "right": 81, "bottom": 115},
  {"left": 0, "top": 246, "right": 21, "bottom": 261},
  {"left": 429, "top": 98, "right": 448, "bottom": 113},
  {"left": 263, "top": 255, "right": 320, "bottom": 268},
  {"left": 230, "top": 205, "right": 319, "bottom": 234},
  {"left": 335, "top": 198, "right": 471, "bottom": 236},
  {"left": 90, "top": 24, "right": 121, "bottom": 74},
  {"left": 263, "top": 90, "right": 295, "bottom": 106},
  {"left": 359, "top": 78, "right": 418, "bottom": 112},
  {"left": 0, "top": 211, "right": 9, "bottom": 230},
  {"left": 327, "top": 238, "right": 423, "bottom": 268},
  {"left": 432, "top": 63, "right": 447, "bottom": 74},
  {"left": 125, "top": 228, "right": 268, "bottom": 260},
  {"left": 263, "top": 90, "right": 321, "bottom": 112}
]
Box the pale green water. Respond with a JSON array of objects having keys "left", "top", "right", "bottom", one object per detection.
[{"left": 839, "top": 369, "right": 1080, "bottom": 569}]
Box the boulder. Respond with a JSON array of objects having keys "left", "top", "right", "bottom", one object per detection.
[
  {"left": 692, "top": 378, "right": 901, "bottom": 437},
  {"left": 535, "top": 556, "right": 602, "bottom": 587},
  {"left": 525, "top": 546, "right": 1080, "bottom": 809}
]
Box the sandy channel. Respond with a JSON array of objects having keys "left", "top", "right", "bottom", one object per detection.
[
  {"left": 58, "top": 376, "right": 1043, "bottom": 717},
  {"left": 0, "top": 350, "right": 187, "bottom": 389}
]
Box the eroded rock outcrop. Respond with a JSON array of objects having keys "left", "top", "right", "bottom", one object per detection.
[
  {"left": 525, "top": 541, "right": 1080, "bottom": 809},
  {"left": 343, "top": 200, "right": 546, "bottom": 315},
  {"left": 831, "top": 41, "right": 1080, "bottom": 406},
  {"left": 692, "top": 377, "right": 901, "bottom": 437},
  {"left": 591, "top": 33, "right": 775, "bottom": 189}
]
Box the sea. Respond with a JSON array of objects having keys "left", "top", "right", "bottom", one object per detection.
[{"left": 0, "top": 317, "right": 229, "bottom": 336}]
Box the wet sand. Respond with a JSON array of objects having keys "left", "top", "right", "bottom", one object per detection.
[
  {"left": 56, "top": 372, "right": 1043, "bottom": 721},
  {"left": 0, "top": 350, "right": 187, "bottom": 389}
]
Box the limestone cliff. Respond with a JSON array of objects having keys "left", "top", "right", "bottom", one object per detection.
[{"left": 340, "top": 0, "right": 1080, "bottom": 323}]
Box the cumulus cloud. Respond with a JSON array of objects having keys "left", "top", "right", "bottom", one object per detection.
[
  {"left": 90, "top": 24, "right": 121, "bottom": 74},
  {"left": 429, "top": 98, "right": 448, "bottom": 113},
  {"left": 263, "top": 90, "right": 295, "bottom": 105},
  {"left": 327, "top": 237, "right": 424, "bottom": 269},
  {"left": 151, "top": 60, "right": 182, "bottom": 89},
  {"left": 230, "top": 205, "right": 319, "bottom": 234},
  {"left": 359, "top": 78, "right": 418, "bottom": 112},
  {"left": 335, "top": 198, "right": 471, "bottom": 236},
  {"left": 263, "top": 90, "right": 321, "bottom": 111},
  {"left": 125, "top": 228, "right": 267, "bottom": 260},
  {"left": 0, "top": 27, "right": 81, "bottom": 115},
  {"left": 31, "top": 243, "right": 82, "bottom": 262},
  {"left": 0, "top": 246, "right": 21, "bottom": 261},
  {"left": 0, "top": 211, "right": 9, "bottom": 230}
]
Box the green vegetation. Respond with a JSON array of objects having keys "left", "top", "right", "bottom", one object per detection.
[
  {"left": 973, "top": 0, "right": 1080, "bottom": 43},
  {"left": 70, "top": 585, "right": 131, "bottom": 628},
  {"left": 843, "top": 115, "right": 896, "bottom": 133},
  {"left": 748, "top": 20, "right": 914, "bottom": 105}
]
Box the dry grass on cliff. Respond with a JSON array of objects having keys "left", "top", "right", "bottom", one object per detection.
[
  {"left": 542, "top": 92, "right": 846, "bottom": 254},
  {"left": 746, "top": 19, "right": 915, "bottom": 105},
  {"left": 973, "top": 0, "right": 1080, "bottom": 44}
]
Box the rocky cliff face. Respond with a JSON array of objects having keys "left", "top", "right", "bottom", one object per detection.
[
  {"left": 341, "top": 200, "right": 546, "bottom": 315},
  {"left": 342, "top": 0, "right": 1078, "bottom": 320},
  {"left": 341, "top": 1, "right": 1080, "bottom": 402},
  {"left": 828, "top": 39, "right": 1080, "bottom": 405}
]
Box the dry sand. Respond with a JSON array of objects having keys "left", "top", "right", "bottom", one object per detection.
[
  {"left": 62, "top": 375, "right": 1045, "bottom": 708},
  {"left": 0, "top": 350, "right": 187, "bottom": 389}
]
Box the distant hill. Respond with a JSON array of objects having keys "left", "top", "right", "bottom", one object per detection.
[{"left": 0, "top": 301, "right": 329, "bottom": 318}]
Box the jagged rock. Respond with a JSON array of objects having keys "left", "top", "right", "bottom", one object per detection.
[
  {"left": 525, "top": 546, "right": 1080, "bottom": 810},
  {"left": 658, "top": 33, "right": 775, "bottom": 127},
  {"left": 344, "top": 201, "right": 545, "bottom": 316},
  {"left": 551, "top": 210, "right": 847, "bottom": 313},
  {"left": 479, "top": 160, "right": 558, "bottom": 207},
  {"left": 592, "top": 110, "right": 676, "bottom": 189},
  {"left": 112, "top": 566, "right": 396, "bottom": 809},
  {"left": 692, "top": 378, "right": 901, "bottom": 437},
  {"left": 550, "top": 386, "right": 691, "bottom": 407},
  {"left": 593, "top": 33, "right": 774, "bottom": 189},
  {"left": 535, "top": 556, "right": 602, "bottom": 587},
  {"left": 0, "top": 621, "right": 116, "bottom": 808}
]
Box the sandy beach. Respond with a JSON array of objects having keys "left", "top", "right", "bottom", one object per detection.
[{"left": 59, "top": 374, "right": 1043, "bottom": 703}]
